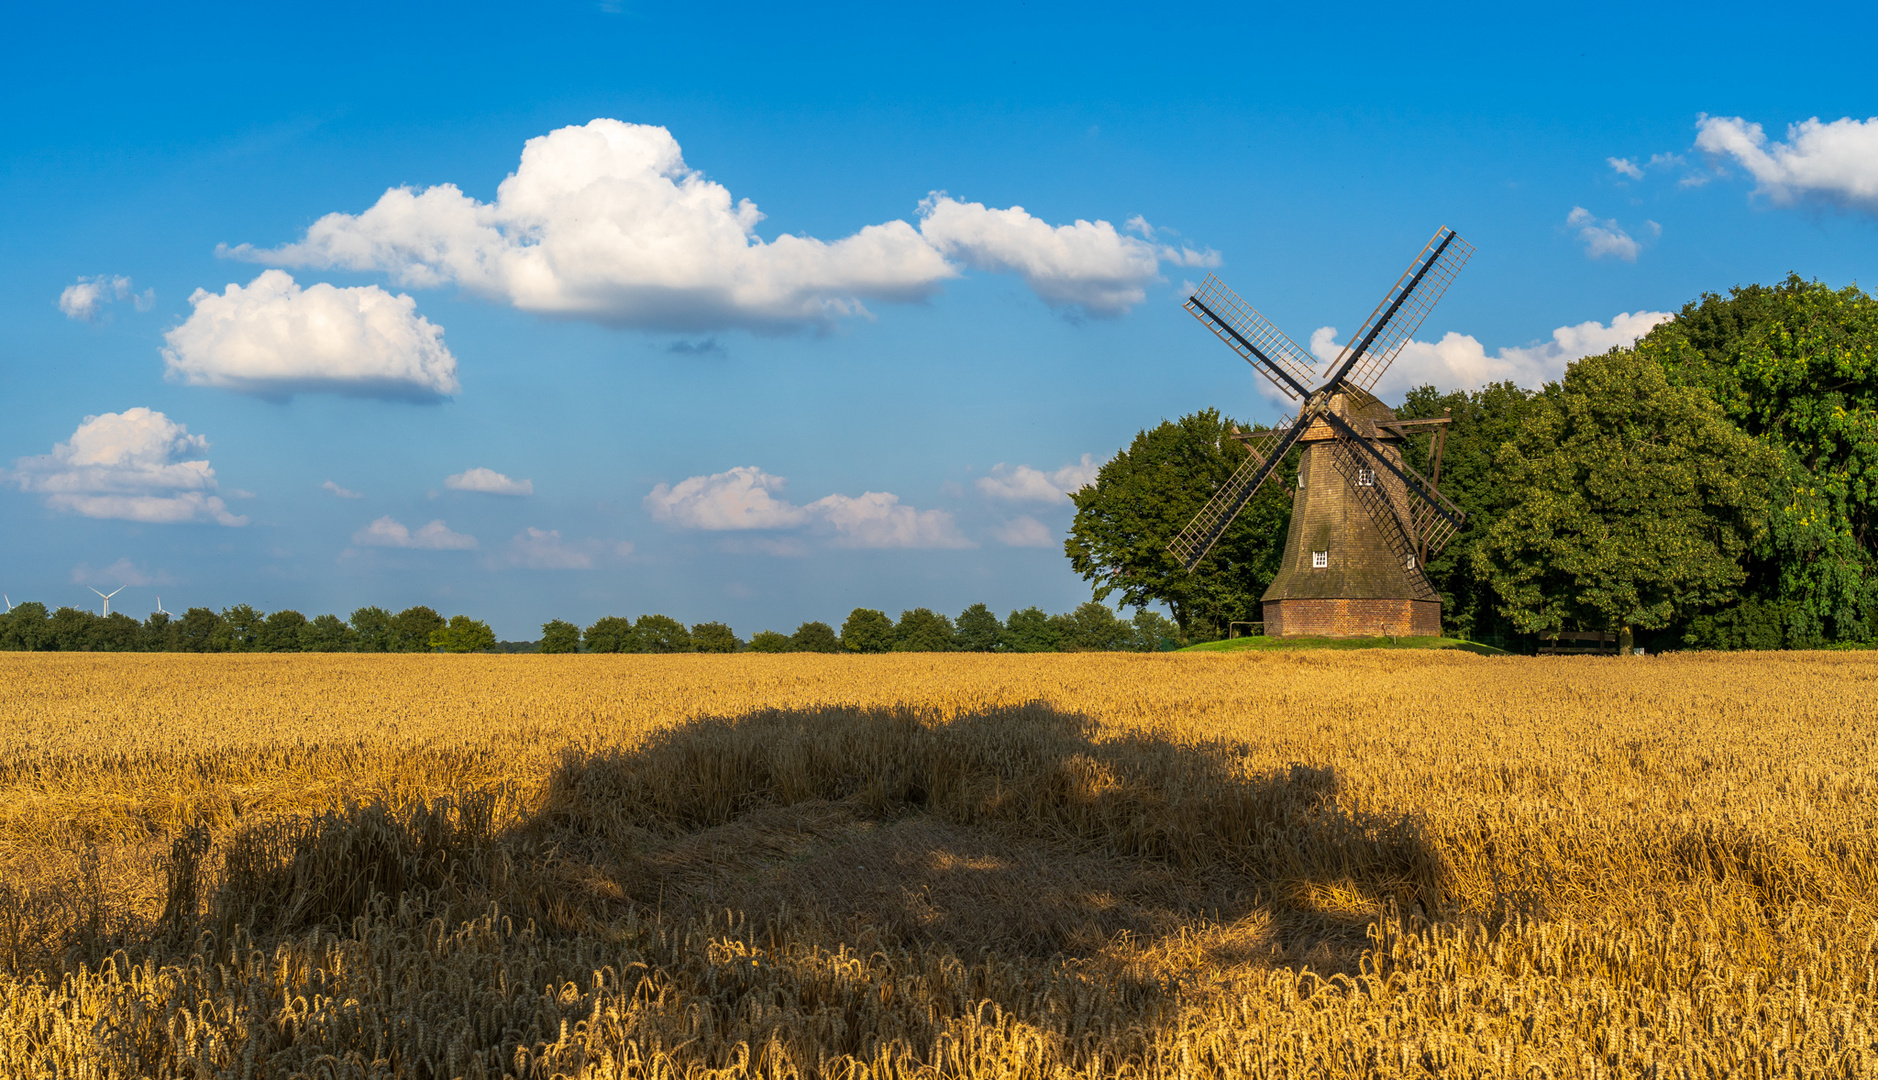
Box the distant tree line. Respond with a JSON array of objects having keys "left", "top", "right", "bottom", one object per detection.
[
  {"left": 1068, "top": 276, "right": 1878, "bottom": 651},
  {"left": 0, "top": 604, "right": 497, "bottom": 653},
  {"left": 541, "top": 602, "right": 1177, "bottom": 654},
  {"left": 1, "top": 600, "right": 1177, "bottom": 655}
]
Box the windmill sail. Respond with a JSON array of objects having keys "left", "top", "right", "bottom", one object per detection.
[
  {"left": 1185, "top": 276, "right": 1322, "bottom": 399},
  {"left": 1320, "top": 410, "right": 1465, "bottom": 559},
  {"left": 1327, "top": 227, "right": 1475, "bottom": 394},
  {"left": 1166, "top": 413, "right": 1308, "bottom": 571}
]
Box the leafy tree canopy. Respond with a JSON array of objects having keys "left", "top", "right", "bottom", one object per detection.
[
  {"left": 583, "top": 616, "right": 638, "bottom": 654},
  {"left": 538, "top": 619, "right": 582, "bottom": 654},
  {"left": 635, "top": 614, "right": 692, "bottom": 653},
  {"left": 260, "top": 610, "right": 307, "bottom": 652},
  {"left": 748, "top": 630, "right": 791, "bottom": 653},
  {"left": 431, "top": 615, "right": 496, "bottom": 653},
  {"left": 840, "top": 608, "right": 895, "bottom": 653},
  {"left": 955, "top": 603, "right": 1002, "bottom": 652},
  {"left": 1640, "top": 276, "right": 1878, "bottom": 644},
  {"left": 1396, "top": 381, "right": 1545, "bottom": 644},
  {"left": 300, "top": 614, "right": 357, "bottom": 653},
  {"left": 1066, "top": 408, "right": 1293, "bottom": 638},
  {"left": 1001, "top": 607, "right": 1059, "bottom": 653},
  {"left": 788, "top": 621, "right": 842, "bottom": 653},
  {"left": 348, "top": 607, "right": 392, "bottom": 652},
  {"left": 1472, "top": 346, "right": 1781, "bottom": 638},
  {"left": 893, "top": 608, "right": 956, "bottom": 652},
  {"left": 387, "top": 607, "right": 444, "bottom": 653},
  {"left": 690, "top": 621, "right": 743, "bottom": 654}
]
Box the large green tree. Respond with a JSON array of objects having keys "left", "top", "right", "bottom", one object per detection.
[
  {"left": 839, "top": 608, "right": 894, "bottom": 653},
  {"left": 431, "top": 615, "right": 497, "bottom": 653},
  {"left": 788, "top": 621, "right": 843, "bottom": 653},
  {"left": 1000, "top": 607, "right": 1058, "bottom": 652},
  {"left": 689, "top": 621, "right": 743, "bottom": 653},
  {"left": 892, "top": 608, "right": 956, "bottom": 652},
  {"left": 1066, "top": 408, "right": 1293, "bottom": 638},
  {"left": 1640, "top": 276, "right": 1878, "bottom": 645},
  {"left": 539, "top": 619, "right": 583, "bottom": 654},
  {"left": 1395, "top": 381, "right": 1544, "bottom": 645},
  {"left": 1472, "top": 346, "right": 1781, "bottom": 645},
  {"left": 387, "top": 607, "right": 445, "bottom": 653}
]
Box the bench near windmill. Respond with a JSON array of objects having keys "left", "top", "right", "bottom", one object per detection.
[{"left": 1171, "top": 228, "right": 1473, "bottom": 638}]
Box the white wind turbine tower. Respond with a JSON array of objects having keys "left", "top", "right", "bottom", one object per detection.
[
  {"left": 155, "top": 596, "right": 171, "bottom": 617},
  {"left": 88, "top": 585, "right": 125, "bottom": 617}
]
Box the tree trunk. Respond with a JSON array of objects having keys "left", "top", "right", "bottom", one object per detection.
[{"left": 1618, "top": 626, "right": 1634, "bottom": 654}]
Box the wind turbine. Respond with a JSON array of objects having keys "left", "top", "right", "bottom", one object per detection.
[
  {"left": 3, "top": 595, "right": 14, "bottom": 612},
  {"left": 155, "top": 596, "right": 171, "bottom": 617},
  {"left": 88, "top": 585, "right": 125, "bottom": 617}
]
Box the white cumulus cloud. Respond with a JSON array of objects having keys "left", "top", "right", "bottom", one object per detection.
[
  {"left": 918, "top": 196, "right": 1163, "bottom": 315},
  {"left": 1566, "top": 207, "right": 1642, "bottom": 261},
  {"left": 162, "top": 270, "right": 459, "bottom": 400},
  {"left": 351, "top": 516, "right": 477, "bottom": 550},
  {"left": 991, "top": 516, "right": 1056, "bottom": 547},
  {"left": 506, "top": 527, "right": 594, "bottom": 569},
  {"left": 444, "top": 467, "right": 533, "bottom": 496},
  {"left": 1306, "top": 310, "right": 1675, "bottom": 398},
  {"left": 644, "top": 466, "right": 811, "bottom": 530},
  {"left": 805, "top": 491, "right": 972, "bottom": 549},
  {"left": 8, "top": 408, "right": 246, "bottom": 526},
  {"left": 229, "top": 119, "right": 1188, "bottom": 330},
  {"left": 1607, "top": 157, "right": 1645, "bottom": 180},
  {"left": 975, "top": 455, "right": 1099, "bottom": 503},
  {"left": 645, "top": 465, "right": 970, "bottom": 548},
  {"left": 59, "top": 275, "right": 154, "bottom": 321},
  {"left": 1695, "top": 114, "right": 1878, "bottom": 212},
  {"left": 321, "top": 480, "right": 363, "bottom": 498}
]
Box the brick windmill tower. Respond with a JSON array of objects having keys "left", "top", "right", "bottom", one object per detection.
[{"left": 1168, "top": 228, "right": 1472, "bottom": 637}]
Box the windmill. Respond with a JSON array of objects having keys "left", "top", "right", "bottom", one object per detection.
[
  {"left": 2, "top": 595, "right": 14, "bottom": 612},
  {"left": 155, "top": 596, "right": 172, "bottom": 617},
  {"left": 1168, "top": 227, "right": 1472, "bottom": 637},
  {"left": 88, "top": 585, "right": 126, "bottom": 617}
]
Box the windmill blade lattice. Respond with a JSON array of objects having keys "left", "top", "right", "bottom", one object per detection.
[
  {"left": 1319, "top": 409, "right": 1466, "bottom": 560},
  {"left": 1330, "top": 228, "right": 1475, "bottom": 394},
  {"left": 1323, "top": 437, "right": 1439, "bottom": 601},
  {"left": 1185, "top": 276, "right": 1322, "bottom": 399},
  {"left": 1166, "top": 413, "right": 1304, "bottom": 570}
]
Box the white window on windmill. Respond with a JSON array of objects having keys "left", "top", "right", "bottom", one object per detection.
[
  {"left": 1296, "top": 472, "right": 1304, "bottom": 489},
  {"left": 1312, "top": 550, "right": 1328, "bottom": 569},
  {"left": 1357, "top": 467, "right": 1375, "bottom": 487},
  {"left": 1406, "top": 554, "right": 1417, "bottom": 570}
]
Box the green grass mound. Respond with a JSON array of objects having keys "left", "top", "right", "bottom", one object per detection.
[{"left": 1180, "top": 635, "right": 1508, "bottom": 656}]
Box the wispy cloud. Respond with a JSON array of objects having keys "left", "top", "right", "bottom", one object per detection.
[
  {"left": 1566, "top": 207, "right": 1643, "bottom": 261},
  {"left": 991, "top": 516, "right": 1055, "bottom": 547},
  {"left": 444, "top": 467, "right": 533, "bottom": 496},
  {"left": 58, "top": 275, "right": 154, "bottom": 322},
  {"left": 975, "top": 455, "right": 1099, "bottom": 504},
  {"left": 645, "top": 465, "right": 971, "bottom": 548},
  {"left": 350, "top": 516, "right": 477, "bottom": 550},
  {"left": 321, "top": 480, "right": 362, "bottom": 499}
]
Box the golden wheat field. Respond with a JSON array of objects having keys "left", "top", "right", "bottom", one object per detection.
[{"left": 2, "top": 649, "right": 1877, "bottom": 1079}]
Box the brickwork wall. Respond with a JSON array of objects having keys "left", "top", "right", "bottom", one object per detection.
[{"left": 1264, "top": 598, "right": 1442, "bottom": 638}]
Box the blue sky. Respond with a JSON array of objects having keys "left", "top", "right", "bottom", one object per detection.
[{"left": 3, "top": 0, "right": 1874, "bottom": 639}]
